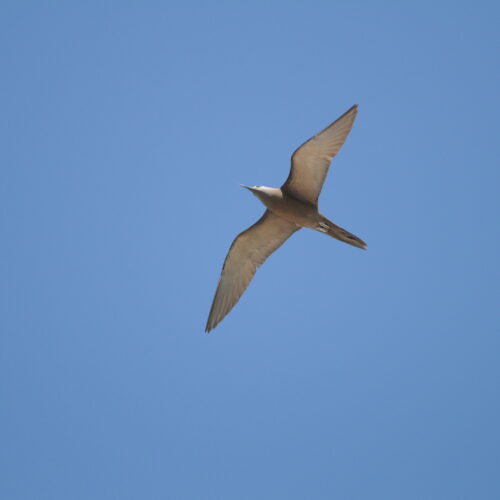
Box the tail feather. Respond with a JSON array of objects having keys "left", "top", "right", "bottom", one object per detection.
[{"left": 317, "top": 216, "right": 367, "bottom": 249}]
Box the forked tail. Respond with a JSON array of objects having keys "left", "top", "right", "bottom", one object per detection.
[{"left": 316, "top": 215, "right": 367, "bottom": 249}]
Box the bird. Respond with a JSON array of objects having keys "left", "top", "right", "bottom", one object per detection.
[{"left": 205, "top": 104, "right": 366, "bottom": 332}]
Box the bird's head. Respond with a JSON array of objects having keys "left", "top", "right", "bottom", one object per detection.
[{"left": 240, "top": 185, "right": 278, "bottom": 201}]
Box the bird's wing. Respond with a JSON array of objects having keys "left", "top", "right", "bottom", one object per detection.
[
  {"left": 281, "top": 104, "right": 358, "bottom": 206},
  {"left": 206, "top": 210, "right": 300, "bottom": 332}
]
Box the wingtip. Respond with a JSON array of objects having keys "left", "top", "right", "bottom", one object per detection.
[
  {"left": 333, "top": 104, "right": 358, "bottom": 123},
  {"left": 205, "top": 318, "right": 218, "bottom": 333}
]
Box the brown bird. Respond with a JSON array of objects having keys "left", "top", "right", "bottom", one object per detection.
[{"left": 206, "top": 104, "right": 366, "bottom": 332}]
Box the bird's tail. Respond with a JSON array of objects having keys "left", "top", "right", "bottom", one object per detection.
[{"left": 316, "top": 215, "right": 367, "bottom": 249}]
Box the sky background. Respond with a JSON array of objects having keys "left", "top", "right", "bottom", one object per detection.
[{"left": 1, "top": 1, "right": 499, "bottom": 499}]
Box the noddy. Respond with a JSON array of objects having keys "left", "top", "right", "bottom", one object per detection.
[{"left": 206, "top": 104, "right": 366, "bottom": 332}]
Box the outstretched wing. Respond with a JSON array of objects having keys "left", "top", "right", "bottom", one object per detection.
[
  {"left": 282, "top": 104, "right": 358, "bottom": 205},
  {"left": 206, "top": 210, "right": 300, "bottom": 332}
]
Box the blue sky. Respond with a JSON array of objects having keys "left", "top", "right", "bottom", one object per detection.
[{"left": 1, "top": 2, "right": 499, "bottom": 499}]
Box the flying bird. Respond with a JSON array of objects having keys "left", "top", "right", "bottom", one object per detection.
[{"left": 206, "top": 104, "right": 366, "bottom": 332}]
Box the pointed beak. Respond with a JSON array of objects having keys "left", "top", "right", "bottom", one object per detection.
[{"left": 240, "top": 184, "right": 253, "bottom": 191}]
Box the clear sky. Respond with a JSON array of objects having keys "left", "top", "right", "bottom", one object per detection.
[{"left": 1, "top": 2, "right": 499, "bottom": 499}]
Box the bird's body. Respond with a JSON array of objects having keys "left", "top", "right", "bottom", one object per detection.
[
  {"left": 245, "top": 186, "right": 316, "bottom": 227},
  {"left": 242, "top": 185, "right": 366, "bottom": 248},
  {"left": 206, "top": 105, "right": 366, "bottom": 332}
]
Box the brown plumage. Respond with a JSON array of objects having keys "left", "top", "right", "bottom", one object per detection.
[{"left": 206, "top": 105, "right": 365, "bottom": 332}]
